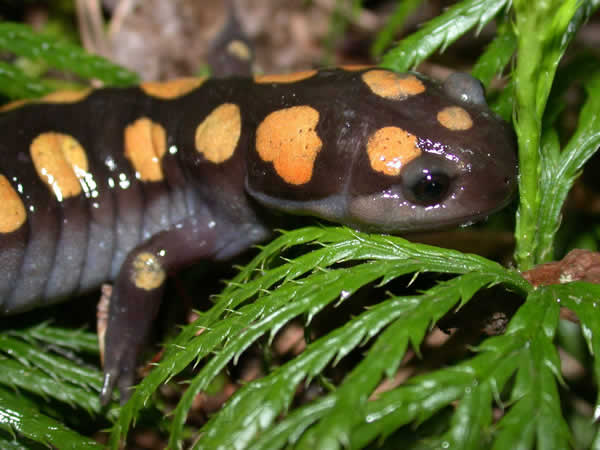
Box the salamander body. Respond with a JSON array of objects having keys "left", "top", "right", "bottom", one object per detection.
[{"left": 0, "top": 66, "right": 517, "bottom": 402}]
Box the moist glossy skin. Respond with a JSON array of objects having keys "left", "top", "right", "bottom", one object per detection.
[{"left": 0, "top": 66, "right": 517, "bottom": 403}]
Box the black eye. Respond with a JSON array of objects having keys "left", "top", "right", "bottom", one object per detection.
[{"left": 405, "top": 170, "right": 451, "bottom": 206}]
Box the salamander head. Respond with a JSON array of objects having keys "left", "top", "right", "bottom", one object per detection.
[
  {"left": 344, "top": 71, "right": 517, "bottom": 232},
  {"left": 246, "top": 69, "right": 517, "bottom": 232}
]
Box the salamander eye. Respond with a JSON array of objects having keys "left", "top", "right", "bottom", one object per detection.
[
  {"left": 406, "top": 170, "right": 451, "bottom": 206},
  {"left": 401, "top": 156, "right": 455, "bottom": 206}
]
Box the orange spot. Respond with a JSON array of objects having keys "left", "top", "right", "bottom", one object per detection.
[
  {"left": 437, "top": 106, "right": 473, "bottom": 131},
  {"left": 367, "top": 127, "right": 421, "bottom": 176},
  {"left": 361, "top": 70, "right": 425, "bottom": 100},
  {"left": 41, "top": 89, "right": 91, "bottom": 104},
  {"left": 131, "top": 252, "right": 166, "bottom": 290},
  {"left": 0, "top": 99, "right": 29, "bottom": 113},
  {"left": 0, "top": 175, "right": 26, "bottom": 233},
  {"left": 256, "top": 106, "right": 322, "bottom": 185},
  {"left": 340, "top": 64, "right": 373, "bottom": 71},
  {"left": 30, "top": 132, "right": 89, "bottom": 200},
  {"left": 227, "top": 40, "right": 251, "bottom": 61},
  {"left": 195, "top": 103, "right": 241, "bottom": 163},
  {"left": 254, "top": 70, "right": 317, "bottom": 84},
  {"left": 0, "top": 89, "right": 90, "bottom": 113},
  {"left": 124, "top": 118, "right": 167, "bottom": 182},
  {"left": 140, "top": 77, "right": 206, "bottom": 99}
]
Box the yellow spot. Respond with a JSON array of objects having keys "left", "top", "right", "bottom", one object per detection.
[
  {"left": 140, "top": 77, "right": 206, "bottom": 99},
  {"left": 361, "top": 70, "right": 425, "bottom": 100},
  {"left": 131, "top": 252, "right": 166, "bottom": 291},
  {"left": 227, "top": 40, "right": 251, "bottom": 61},
  {"left": 30, "top": 132, "right": 89, "bottom": 200},
  {"left": 41, "top": 89, "right": 91, "bottom": 104},
  {"left": 340, "top": 64, "right": 373, "bottom": 71},
  {"left": 367, "top": 127, "right": 421, "bottom": 176},
  {"left": 256, "top": 106, "right": 322, "bottom": 185},
  {"left": 0, "top": 99, "right": 29, "bottom": 113},
  {"left": 254, "top": 70, "right": 317, "bottom": 84},
  {"left": 124, "top": 117, "right": 167, "bottom": 182},
  {"left": 437, "top": 106, "right": 473, "bottom": 131},
  {"left": 0, "top": 89, "right": 91, "bottom": 113},
  {"left": 0, "top": 175, "right": 26, "bottom": 233},
  {"left": 195, "top": 103, "right": 241, "bottom": 163}
]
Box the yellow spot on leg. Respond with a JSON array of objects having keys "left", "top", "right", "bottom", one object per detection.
[
  {"left": 195, "top": 103, "right": 241, "bottom": 163},
  {"left": 367, "top": 127, "right": 421, "bottom": 176},
  {"left": 361, "top": 70, "right": 425, "bottom": 100},
  {"left": 140, "top": 77, "right": 206, "bottom": 99},
  {"left": 254, "top": 70, "right": 317, "bottom": 84},
  {"left": 227, "top": 40, "right": 252, "bottom": 61},
  {"left": 30, "top": 133, "right": 89, "bottom": 200},
  {"left": 437, "top": 106, "right": 473, "bottom": 130},
  {"left": 124, "top": 118, "right": 167, "bottom": 181},
  {"left": 131, "top": 252, "right": 166, "bottom": 291},
  {"left": 256, "top": 106, "right": 322, "bottom": 185},
  {"left": 0, "top": 175, "right": 26, "bottom": 233}
]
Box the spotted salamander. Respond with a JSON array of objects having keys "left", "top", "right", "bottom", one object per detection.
[{"left": 0, "top": 66, "right": 517, "bottom": 403}]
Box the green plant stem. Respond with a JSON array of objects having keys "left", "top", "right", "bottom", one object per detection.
[{"left": 512, "top": 0, "right": 579, "bottom": 270}]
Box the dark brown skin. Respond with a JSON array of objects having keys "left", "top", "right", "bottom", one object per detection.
[{"left": 0, "top": 66, "right": 517, "bottom": 404}]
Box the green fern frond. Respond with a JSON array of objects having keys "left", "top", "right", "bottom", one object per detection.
[
  {"left": 0, "top": 61, "right": 53, "bottom": 99},
  {"left": 112, "top": 229, "right": 530, "bottom": 447},
  {"left": 513, "top": 0, "right": 599, "bottom": 270},
  {"left": 534, "top": 74, "right": 600, "bottom": 263},
  {"left": 0, "top": 386, "right": 104, "bottom": 449},
  {"left": 0, "top": 22, "right": 138, "bottom": 99},
  {"left": 370, "top": 0, "right": 422, "bottom": 58},
  {"left": 381, "top": 0, "right": 510, "bottom": 72},
  {"left": 471, "top": 22, "right": 516, "bottom": 89}
]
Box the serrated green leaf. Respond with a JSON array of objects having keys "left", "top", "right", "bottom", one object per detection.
[
  {"left": 112, "top": 227, "right": 530, "bottom": 447},
  {"left": 494, "top": 288, "right": 570, "bottom": 449},
  {"left": 513, "top": 0, "right": 599, "bottom": 270},
  {"left": 0, "top": 387, "right": 102, "bottom": 449},
  {"left": 0, "top": 432, "right": 41, "bottom": 450},
  {"left": 381, "top": 0, "right": 509, "bottom": 72},
  {"left": 0, "top": 23, "right": 138, "bottom": 86},
  {"left": 370, "top": 0, "right": 423, "bottom": 58},
  {"left": 298, "top": 273, "right": 495, "bottom": 450},
  {"left": 0, "top": 335, "right": 101, "bottom": 390},
  {"left": 0, "top": 61, "right": 52, "bottom": 99},
  {"left": 19, "top": 322, "right": 99, "bottom": 355},
  {"left": 191, "top": 270, "right": 525, "bottom": 449},
  {"left": 557, "top": 283, "right": 600, "bottom": 420},
  {"left": 534, "top": 73, "right": 600, "bottom": 263},
  {"left": 0, "top": 357, "right": 103, "bottom": 414},
  {"left": 471, "top": 23, "right": 516, "bottom": 88},
  {"left": 345, "top": 283, "right": 580, "bottom": 448},
  {"left": 187, "top": 262, "right": 404, "bottom": 450}
]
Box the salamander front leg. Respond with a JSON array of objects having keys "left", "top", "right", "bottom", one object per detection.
[
  {"left": 99, "top": 219, "right": 220, "bottom": 405},
  {"left": 99, "top": 217, "right": 270, "bottom": 405},
  {"left": 99, "top": 250, "right": 166, "bottom": 405}
]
